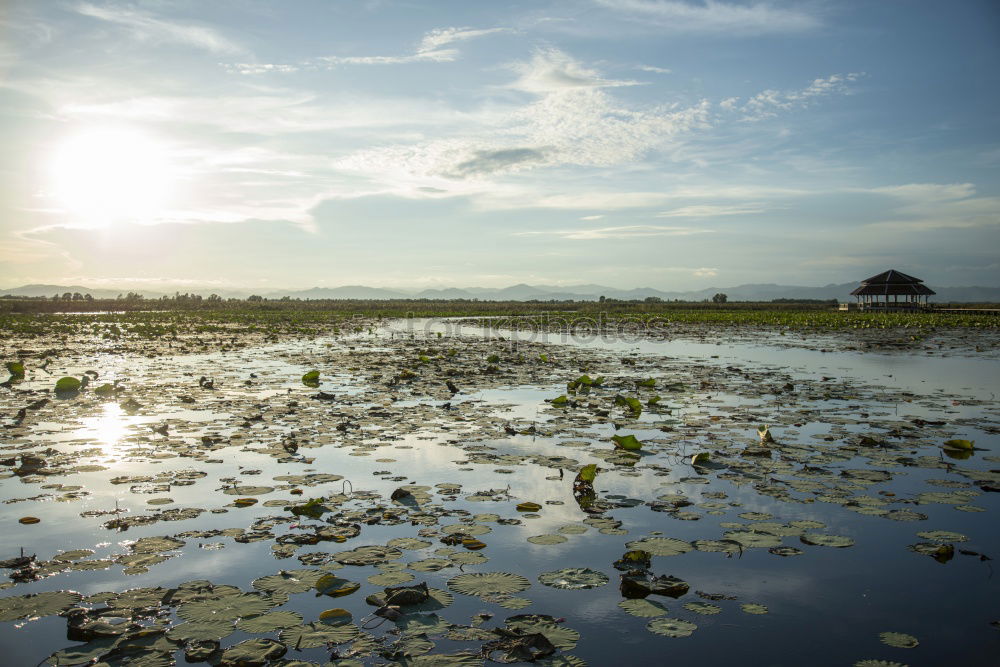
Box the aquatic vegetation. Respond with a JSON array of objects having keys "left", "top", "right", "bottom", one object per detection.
[{"left": 0, "top": 310, "right": 995, "bottom": 664}]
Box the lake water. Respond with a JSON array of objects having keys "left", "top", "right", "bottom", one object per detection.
[{"left": 1, "top": 320, "right": 997, "bottom": 665}]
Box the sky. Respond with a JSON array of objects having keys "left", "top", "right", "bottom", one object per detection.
[{"left": 1, "top": 0, "right": 998, "bottom": 291}]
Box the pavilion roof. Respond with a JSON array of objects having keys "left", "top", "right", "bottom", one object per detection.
[{"left": 851, "top": 269, "right": 935, "bottom": 296}]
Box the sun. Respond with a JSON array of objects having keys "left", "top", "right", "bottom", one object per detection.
[{"left": 49, "top": 127, "right": 174, "bottom": 227}]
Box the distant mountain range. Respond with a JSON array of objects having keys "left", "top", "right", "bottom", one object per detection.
[{"left": 3, "top": 281, "right": 999, "bottom": 303}]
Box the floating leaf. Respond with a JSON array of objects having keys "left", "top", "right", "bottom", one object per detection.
[
  {"left": 538, "top": 568, "right": 609, "bottom": 590},
  {"left": 167, "top": 620, "right": 236, "bottom": 642},
  {"left": 319, "top": 608, "right": 353, "bottom": 625},
  {"left": 527, "top": 534, "right": 567, "bottom": 545},
  {"left": 18, "top": 516, "right": 40, "bottom": 525},
  {"left": 683, "top": 601, "right": 721, "bottom": 615},
  {"left": 219, "top": 638, "right": 286, "bottom": 665},
  {"left": 447, "top": 572, "right": 530, "bottom": 597},
  {"left": 0, "top": 590, "right": 82, "bottom": 621},
  {"left": 647, "top": 617, "right": 697, "bottom": 638},
  {"left": 690, "top": 452, "right": 711, "bottom": 466},
  {"left": 941, "top": 439, "right": 974, "bottom": 451},
  {"left": 516, "top": 502, "right": 542, "bottom": 512},
  {"left": 612, "top": 434, "right": 642, "bottom": 451},
  {"left": 801, "top": 534, "right": 855, "bottom": 548},
  {"left": 618, "top": 598, "right": 668, "bottom": 617},
  {"left": 236, "top": 610, "right": 304, "bottom": 633},
  {"left": 575, "top": 464, "right": 598, "bottom": 484},
  {"left": 6, "top": 361, "right": 25, "bottom": 376},
  {"left": 302, "top": 370, "right": 320, "bottom": 387},
  {"left": 614, "top": 395, "right": 643, "bottom": 417},
  {"left": 637, "top": 378, "right": 656, "bottom": 388},
  {"left": 879, "top": 631, "right": 919, "bottom": 648},
  {"left": 315, "top": 574, "right": 361, "bottom": 598},
  {"left": 178, "top": 593, "right": 275, "bottom": 623},
  {"left": 252, "top": 569, "right": 324, "bottom": 595},
  {"left": 625, "top": 537, "right": 693, "bottom": 557},
  {"left": 916, "top": 530, "right": 968, "bottom": 543},
  {"left": 505, "top": 614, "right": 579, "bottom": 650},
  {"left": 741, "top": 603, "right": 769, "bottom": 615},
  {"left": 94, "top": 383, "right": 115, "bottom": 396},
  {"left": 550, "top": 395, "right": 569, "bottom": 406},
  {"left": 278, "top": 622, "right": 360, "bottom": 648},
  {"left": 55, "top": 376, "right": 81, "bottom": 393}
]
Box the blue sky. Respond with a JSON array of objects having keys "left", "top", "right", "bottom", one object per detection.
[{"left": 1, "top": 0, "right": 998, "bottom": 290}]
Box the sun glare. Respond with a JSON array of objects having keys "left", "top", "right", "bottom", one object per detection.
[{"left": 49, "top": 127, "right": 173, "bottom": 226}]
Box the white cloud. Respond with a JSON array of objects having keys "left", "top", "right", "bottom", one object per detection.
[
  {"left": 862, "top": 182, "right": 1000, "bottom": 231},
  {"left": 656, "top": 204, "right": 765, "bottom": 217},
  {"left": 594, "top": 0, "right": 821, "bottom": 34},
  {"left": 418, "top": 26, "right": 509, "bottom": 52},
  {"left": 736, "top": 73, "right": 862, "bottom": 121},
  {"left": 516, "top": 224, "right": 712, "bottom": 240},
  {"left": 637, "top": 65, "right": 672, "bottom": 74},
  {"left": 509, "top": 48, "right": 644, "bottom": 93},
  {"left": 75, "top": 3, "right": 242, "bottom": 54}
]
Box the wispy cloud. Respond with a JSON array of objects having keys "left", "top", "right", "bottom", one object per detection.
[
  {"left": 516, "top": 224, "right": 712, "bottom": 240},
  {"left": 637, "top": 65, "right": 671, "bottom": 74},
  {"left": 656, "top": 204, "right": 765, "bottom": 217},
  {"left": 75, "top": 2, "right": 242, "bottom": 54},
  {"left": 509, "top": 47, "right": 644, "bottom": 93},
  {"left": 228, "top": 26, "right": 508, "bottom": 73},
  {"left": 862, "top": 182, "right": 1000, "bottom": 231},
  {"left": 735, "top": 73, "right": 863, "bottom": 121},
  {"left": 594, "top": 0, "right": 821, "bottom": 34}
]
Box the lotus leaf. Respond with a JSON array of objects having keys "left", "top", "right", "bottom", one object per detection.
[
  {"left": 236, "top": 610, "right": 304, "bottom": 633},
  {"left": 448, "top": 572, "right": 531, "bottom": 597},
  {"left": 538, "top": 567, "right": 609, "bottom": 590},
  {"left": 0, "top": 590, "right": 82, "bottom": 621},
  {"left": 278, "top": 622, "right": 361, "bottom": 648},
  {"left": 618, "top": 598, "right": 668, "bottom": 617},
  {"left": 166, "top": 620, "right": 235, "bottom": 642},
  {"left": 879, "top": 632, "right": 919, "bottom": 648},
  {"left": 177, "top": 593, "right": 275, "bottom": 622},
  {"left": 505, "top": 614, "right": 579, "bottom": 651},
  {"left": 219, "top": 638, "right": 286, "bottom": 666},
  {"left": 625, "top": 537, "right": 693, "bottom": 557},
  {"left": 647, "top": 617, "right": 698, "bottom": 637}
]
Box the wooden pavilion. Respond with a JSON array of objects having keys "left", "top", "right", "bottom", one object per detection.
[{"left": 850, "top": 269, "right": 934, "bottom": 311}]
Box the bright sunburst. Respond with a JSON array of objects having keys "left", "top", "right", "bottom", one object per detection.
[{"left": 48, "top": 127, "right": 174, "bottom": 227}]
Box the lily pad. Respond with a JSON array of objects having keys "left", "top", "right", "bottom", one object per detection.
[
  {"left": 625, "top": 537, "right": 693, "bottom": 557},
  {"left": 167, "top": 620, "right": 236, "bottom": 642},
  {"left": 278, "top": 622, "right": 361, "bottom": 648},
  {"left": 879, "top": 631, "right": 919, "bottom": 648},
  {"left": 0, "top": 590, "right": 82, "bottom": 621},
  {"left": 647, "top": 617, "right": 698, "bottom": 638},
  {"left": 538, "top": 568, "right": 609, "bottom": 590},
  {"left": 618, "top": 598, "right": 669, "bottom": 617},
  {"left": 448, "top": 572, "right": 531, "bottom": 597},
  {"left": 219, "top": 638, "right": 286, "bottom": 666}
]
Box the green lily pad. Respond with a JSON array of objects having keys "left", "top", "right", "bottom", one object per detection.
[
  {"left": 0, "top": 590, "right": 83, "bottom": 621},
  {"left": 683, "top": 601, "right": 721, "bottom": 615},
  {"left": 647, "top": 617, "right": 698, "bottom": 637},
  {"left": 178, "top": 593, "right": 276, "bottom": 622},
  {"left": 618, "top": 598, "right": 669, "bottom": 617},
  {"left": 625, "top": 537, "right": 693, "bottom": 557},
  {"left": 447, "top": 572, "right": 531, "bottom": 597},
  {"left": 278, "top": 622, "right": 361, "bottom": 648},
  {"left": 741, "top": 603, "right": 769, "bottom": 615},
  {"left": 538, "top": 568, "right": 609, "bottom": 590},
  {"left": 505, "top": 614, "right": 579, "bottom": 650},
  {"left": 252, "top": 569, "right": 325, "bottom": 595},
  {"left": 219, "top": 638, "right": 286, "bottom": 666},
  {"left": 915, "top": 530, "right": 968, "bottom": 543},
  {"left": 879, "top": 631, "right": 919, "bottom": 648},
  {"left": 527, "top": 534, "right": 568, "bottom": 545},
  {"left": 801, "top": 533, "right": 855, "bottom": 548},
  {"left": 612, "top": 434, "right": 643, "bottom": 451},
  {"left": 167, "top": 620, "right": 236, "bottom": 642},
  {"left": 236, "top": 610, "right": 304, "bottom": 633},
  {"left": 55, "top": 376, "right": 81, "bottom": 392}
]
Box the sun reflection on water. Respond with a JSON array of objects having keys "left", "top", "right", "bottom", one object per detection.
[{"left": 78, "top": 402, "right": 132, "bottom": 461}]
